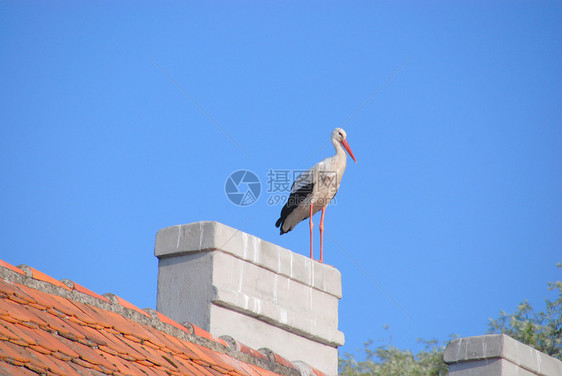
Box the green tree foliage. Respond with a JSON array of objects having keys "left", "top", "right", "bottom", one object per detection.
[
  {"left": 487, "top": 263, "right": 561, "bottom": 360},
  {"left": 338, "top": 337, "right": 450, "bottom": 376},
  {"left": 339, "top": 264, "right": 561, "bottom": 375}
]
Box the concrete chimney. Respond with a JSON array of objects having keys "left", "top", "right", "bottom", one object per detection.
[{"left": 155, "top": 221, "right": 344, "bottom": 375}]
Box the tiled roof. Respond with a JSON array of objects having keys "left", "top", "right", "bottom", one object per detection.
[{"left": 0, "top": 260, "right": 327, "bottom": 376}]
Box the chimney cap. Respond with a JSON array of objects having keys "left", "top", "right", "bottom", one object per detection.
[{"left": 155, "top": 221, "right": 342, "bottom": 298}]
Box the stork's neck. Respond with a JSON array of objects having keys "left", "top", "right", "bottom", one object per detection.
[{"left": 332, "top": 137, "right": 347, "bottom": 161}]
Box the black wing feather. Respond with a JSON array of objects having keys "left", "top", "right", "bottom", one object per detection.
[{"left": 275, "top": 182, "right": 314, "bottom": 234}]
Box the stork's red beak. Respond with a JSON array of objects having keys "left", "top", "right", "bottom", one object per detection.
[{"left": 341, "top": 139, "right": 357, "bottom": 163}]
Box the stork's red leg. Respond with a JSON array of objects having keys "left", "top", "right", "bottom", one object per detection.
[
  {"left": 319, "top": 207, "right": 326, "bottom": 263},
  {"left": 309, "top": 204, "right": 314, "bottom": 259}
]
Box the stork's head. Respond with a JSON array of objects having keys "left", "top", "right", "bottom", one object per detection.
[{"left": 332, "top": 128, "right": 357, "bottom": 162}]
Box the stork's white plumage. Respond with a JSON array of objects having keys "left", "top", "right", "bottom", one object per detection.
[{"left": 275, "top": 128, "right": 356, "bottom": 263}]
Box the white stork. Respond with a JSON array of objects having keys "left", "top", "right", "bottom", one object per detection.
[{"left": 275, "top": 128, "right": 357, "bottom": 263}]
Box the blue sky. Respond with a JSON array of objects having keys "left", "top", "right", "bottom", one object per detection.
[{"left": 1, "top": 2, "right": 561, "bottom": 360}]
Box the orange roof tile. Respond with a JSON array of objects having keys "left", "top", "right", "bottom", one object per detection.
[
  {"left": 65, "top": 280, "right": 112, "bottom": 304},
  {"left": 0, "top": 259, "right": 328, "bottom": 376},
  {"left": 0, "top": 260, "right": 26, "bottom": 277},
  {"left": 105, "top": 293, "right": 151, "bottom": 318},
  {"left": 19, "top": 265, "right": 72, "bottom": 291}
]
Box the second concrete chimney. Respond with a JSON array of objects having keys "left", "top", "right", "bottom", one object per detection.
[{"left": 155, "top": 221, "right": 344, "bottom": 375}]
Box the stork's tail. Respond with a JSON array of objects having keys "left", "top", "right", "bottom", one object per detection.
[{"left": 275, "top": 218, "right": 288, "bottom": 235}]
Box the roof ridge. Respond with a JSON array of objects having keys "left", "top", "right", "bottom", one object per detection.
[{"left": 0, "top": 259, "right": 329, "bottom": 376}]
